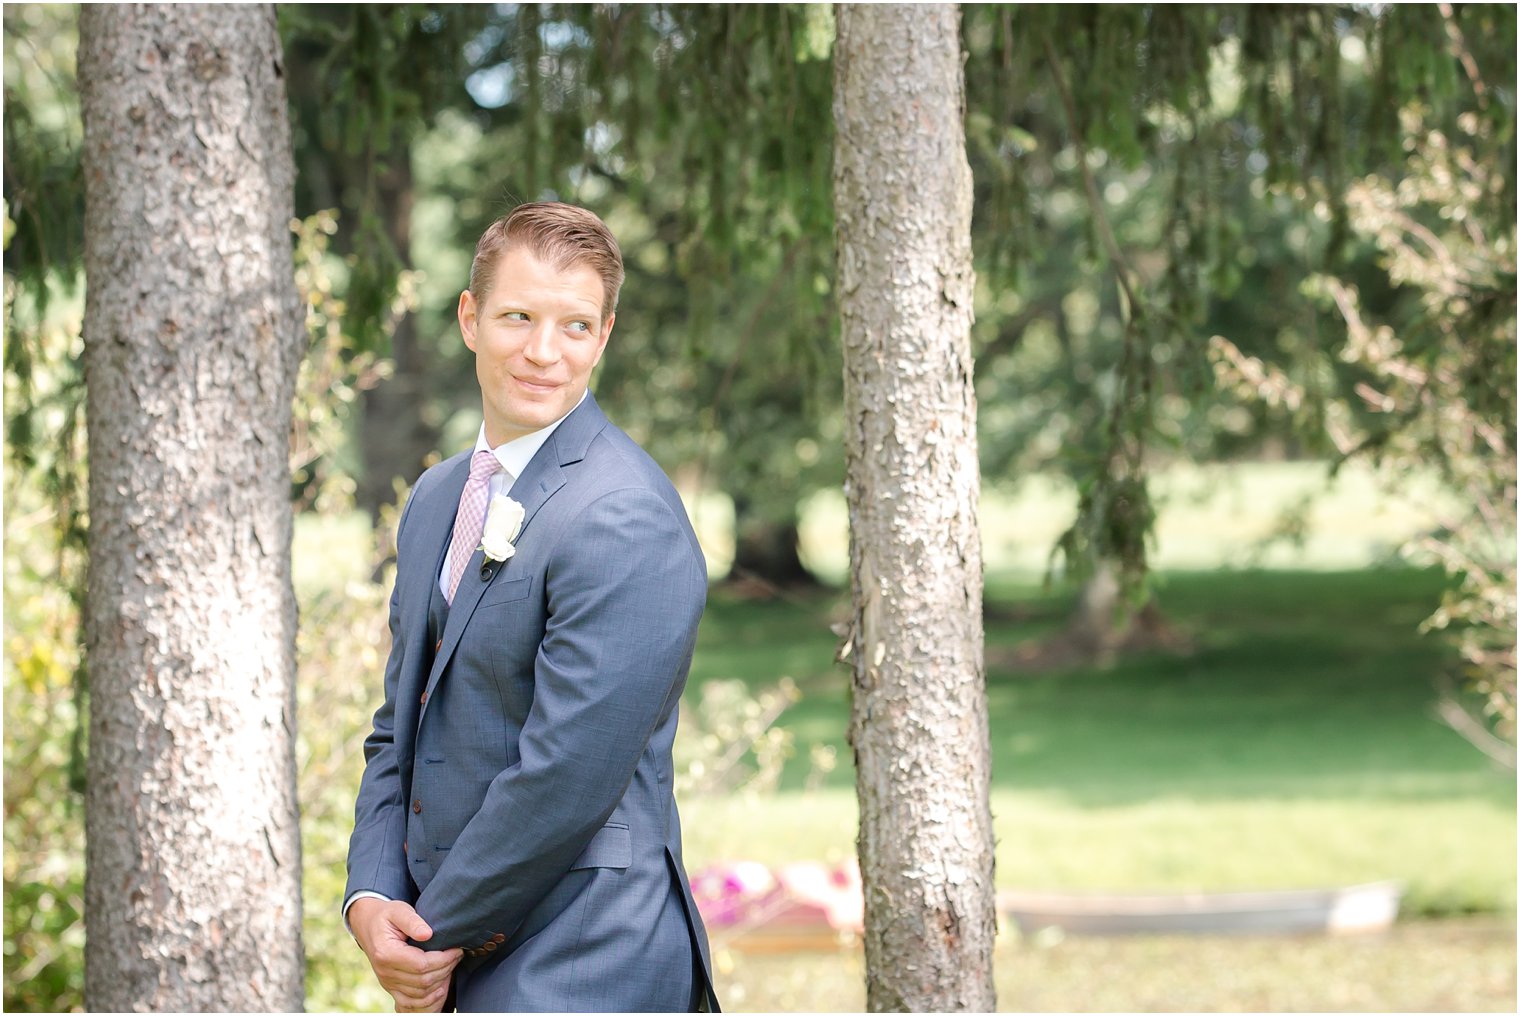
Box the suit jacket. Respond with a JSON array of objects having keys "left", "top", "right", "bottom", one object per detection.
[{"left": 345, "top": 394, "right": 718, "bottom": 1012}]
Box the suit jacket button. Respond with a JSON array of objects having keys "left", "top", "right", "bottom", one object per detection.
[
  {"left": 483, "top": 941, "right": 496, "bottom": 952},
  {"left": 412, "top": 799, "right": 422, "bottom": 814},
  {"left": 435, "top": 638, "right": 442, "bottom": 653},
  {"left": 420, "top": 691, "right": 428, "bottom": 705},
  {"left": 492, "top": 933, "right": 505, "bottom": 944}
]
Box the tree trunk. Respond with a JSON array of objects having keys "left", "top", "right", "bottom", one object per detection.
[
  {"left": 728, "top": 495, "right": 816, "bottom": 589},
  {"left": 78, "top": 5, "right": 305, "bottom": 1010},
  {"left": 833, "top": 5, "right": 997, "bottom": 1011},
  {"left": 356, "top": 149, "right": 440, "bottom": 517},
  {"left": 1068, "top": 560, "right": 1124, "bottom": 663}
]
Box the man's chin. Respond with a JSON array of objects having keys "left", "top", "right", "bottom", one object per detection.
[{"left": 489, "top": 405, "right": 568, "bottom": 442}]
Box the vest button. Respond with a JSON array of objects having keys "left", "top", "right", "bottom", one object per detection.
[
  {"left": 435, "top": 639, "right": 442, "bottom": 653},
  {"left": 420, "top": 691, "right": 428, "bottom": 705},
  {"left": 412, "top": 799, "right": 422, "bottom": 814}
]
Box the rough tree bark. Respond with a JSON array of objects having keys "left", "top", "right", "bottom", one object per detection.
[
  {"left": 833, "top": 4, "right": 997, "bottom": 1011},
  {"left": 79, "top": 5, "right": 305, "bottom": 1010}
]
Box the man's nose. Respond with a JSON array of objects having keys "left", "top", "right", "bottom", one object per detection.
[{"left": 523, "top": 325, "right": 561, "bottom": 366}]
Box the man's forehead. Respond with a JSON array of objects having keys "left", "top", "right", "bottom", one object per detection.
[{"left": 485, "top": 248, "right": 605, "bottom": 311}]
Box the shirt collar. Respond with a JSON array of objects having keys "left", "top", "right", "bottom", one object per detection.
[{"left": 472, "top": 389, "right": 588, "bottom": 478}]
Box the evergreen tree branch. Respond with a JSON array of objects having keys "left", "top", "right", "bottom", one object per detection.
[
  {"left": 1038, "top": 30, "right": 1141, "bottom": 320},
  {"left": 1435, "top": 691, "right": 1516, "bottom": 771}
]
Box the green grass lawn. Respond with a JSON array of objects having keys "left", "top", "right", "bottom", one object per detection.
[
  {"left": 717, "top": 917, "right": 1518, "bottom": 1012},
  {"left": 680, "top": 568, "right": 1516, "bottom": 918}
]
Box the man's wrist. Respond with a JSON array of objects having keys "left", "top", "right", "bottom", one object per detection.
[{"left": 343, "top": 891, "right": 393, "bottom": 939}]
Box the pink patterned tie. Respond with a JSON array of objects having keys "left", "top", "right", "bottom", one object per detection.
[{"left": 446, "top": 450, "right": 502, "bottom": 604}]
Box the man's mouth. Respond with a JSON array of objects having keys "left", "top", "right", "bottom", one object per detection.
[{"left": 513, "top": 376, "right": 560, "bottom": 394}]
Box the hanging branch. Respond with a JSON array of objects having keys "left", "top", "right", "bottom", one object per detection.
[
  {"left": 1438, "top": 3, "right": 1489, "bottom": 106},
  {"left": 1040, "top": 31, "right": 1142, "bottom": 319},
  {"left": 1039, "top": 28, "right": 1160, "bottom": 594}
]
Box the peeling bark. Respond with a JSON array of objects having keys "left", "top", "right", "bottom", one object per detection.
[
  {"left": 834, "top": 4, "right": 997, "bottom": 1011},
  {"left": 79, "top": 5, "right": 305, "bottom": 1010}
]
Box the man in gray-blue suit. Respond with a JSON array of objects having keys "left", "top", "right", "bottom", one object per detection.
[{"left": 345, "top": 202, "right": 719, "bottom": 1013}]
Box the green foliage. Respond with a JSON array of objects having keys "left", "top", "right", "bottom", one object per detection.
[
  {"left": 3, "top": 108, "right": 88, "bottom": 994},
  {"left": 961, "top": 5, "right": 1516, "bottom": 608},
  {"left": 2, "top": 187, "right": 89, "bottom": 846},
  {"left": 3, "top": 470, "right": 86, "bottom": 1013},
  {"left": 295, "top": 503, "right": 404, "bottom": 1013},
  {"left": 516, "top": 5, "right": 836, "bottom": 284},
  {"left": 1322, "top": 110, "right": 1516, "bottom": 751},
  {"left": 2, "top": 4, "right": 86, "bottom": 605},
  {"left": 279, "top": 220, "right": 404, "bottom": 1003},
  {"left": 417, "top": 4, "right": 842, "bottom": 538},
  {"left": 2, "top": 4, "right": 82, "bottom": 296},
  {"left": 675, "top": 676, "right": 837, "bottom": 797},
  {"left": 8, "top": 4, "right": 1515, "bottom": 591},
  {"left": 280, "top": 5, "right": 487, "bottom": 355},
  {"left": 1212, "top": 107, "right": 1517, "bottom": 748},
  {"left": 280, "top": 6, "right": 464, "bottom": 160},
  {"left": 289, "top": 210, "right": 397, "bottom": 511}
]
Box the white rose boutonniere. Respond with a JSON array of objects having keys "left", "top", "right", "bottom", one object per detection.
[{"left": 480, "top": 494, "right": 526, "bottom": 563}]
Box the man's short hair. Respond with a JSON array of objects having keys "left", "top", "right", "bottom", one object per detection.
[{"left": 469, "top": 202, "right": 625, "bottom": 322}]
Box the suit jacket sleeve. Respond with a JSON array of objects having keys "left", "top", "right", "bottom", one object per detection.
[
  {"left": 412, "top": 485, "right": 705, "bottom": 950},
  {"left": 344, "top": 490, "right": 422, "bottom": 908}
]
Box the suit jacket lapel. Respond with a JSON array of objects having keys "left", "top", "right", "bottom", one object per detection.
[{"left": 420, "top": 395, "right": 610, "bottom": 710}]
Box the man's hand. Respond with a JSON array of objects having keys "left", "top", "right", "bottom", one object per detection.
[{"left": 350, "top": 897, "right": 463, "bottom": 1013}]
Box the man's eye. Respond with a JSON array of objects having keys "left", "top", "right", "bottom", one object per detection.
[
  {"left": 568, "top": 321, "right": 591, "bottom": 333},
  {"left": 505, "top": 312, "right": 528, "bottom": 322}
]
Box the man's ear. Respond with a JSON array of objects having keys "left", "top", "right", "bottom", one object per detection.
[
  {"left": 458, "top": 290, "right": 480, "bottom": 352},
  {"left": 592, "top": 312, "right": 615, "bottom": 368}
]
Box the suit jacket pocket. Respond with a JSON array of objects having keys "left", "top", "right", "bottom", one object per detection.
[
  {"left": 478, "top": 575, "right": 533, "bottom": 608},
  {"left": 568, "top": 821, "right": 631, "bottom": 870}
]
